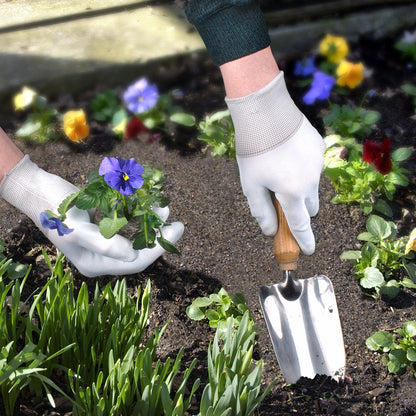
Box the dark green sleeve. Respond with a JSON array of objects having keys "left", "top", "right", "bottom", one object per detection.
[{"left": 184, "top": 0, "right": 270, "bottom": 66}]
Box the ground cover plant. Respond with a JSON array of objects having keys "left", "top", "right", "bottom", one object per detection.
[
  {"left": 323, "top": 134, "right": 411, "bottom": 216},
  {"left": 341, "top": 214, "right": 416, "bottom": 298},
  {"left": 0, "top": 248, "right": 271, "bottom": 416},
  {"left": 0, "top": 28, "right": 416, "bottom": 415},
  {"left": 366, "top": 321, "right": 416, "bottom": 377}
]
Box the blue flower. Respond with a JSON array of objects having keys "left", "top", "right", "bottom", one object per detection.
[
  {"left": 99, "top": 157, "right": 144, "bottom": 196},
  {"left": 303, "top": 71, "right": 336, "bottom": 105},
  {"left": 123, "top": 78, "right": 159, "bottom": 113},
  {"left": 294, "top": 57, "right": 316, "bottom": 77},
  {"left": 40, "top": 212, "right": 74, "bottom": 236}
]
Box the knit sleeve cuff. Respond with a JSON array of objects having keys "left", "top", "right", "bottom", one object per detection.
[{"left": 185, "top": 1, "right": 270, "bottom": 66}]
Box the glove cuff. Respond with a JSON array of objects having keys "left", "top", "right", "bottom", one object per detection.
[
  {"left": 0, "top": 155, "right": 76, "bottom": 229},
  {"left": 225, "top": 72, "right": 303, "bottom": 157},
  {"left": 0, "top": 155, "right": 44, "bottom": 223}
]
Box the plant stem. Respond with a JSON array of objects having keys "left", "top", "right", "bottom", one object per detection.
[
  {"left": 122, "top": 194, "right": 130, "bottom": 220},
  {"left": 143, "top": 212, "right": 149, "bottom": 245}
]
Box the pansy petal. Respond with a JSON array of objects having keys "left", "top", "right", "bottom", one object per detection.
[
  {"left": 56, "top": 220, "right": 74, "bottom": 236},
  {"left": 406, "top": 228, "right": 416, "bottom": 254},
  {"left": 128, "top": 175, "right": 145, "bottom": 190},
  {"left": 124, "top": 158, "right": 144, "bottom": 176},
  {"left": 303, "top": 89, "right": 318, "bottom": 105},
  {"left": 104, "top": 171, "right": 124, "bottom": 190},
  {"left": 123, "top": 77, "right": 159, "bottom": 114},
  {"left": 119, "top": 182, "right": 135, "bottom": 196},
  {"left": 40, "top": 212, "right": 55, "bottom": 228},
  {"left": 40, "top": 212, "right": 73, "bottom": 236},
  {"left": 99, "top": 157, "right": 122, "bottom": 176}
]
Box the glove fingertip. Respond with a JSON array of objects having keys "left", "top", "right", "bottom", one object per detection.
[
  {"left": 300, "top": 243, "right": 315, "bottom": 256},
  {"left": 295, "top": 232, "right": 316, "bottom": 256},
  {"left": 162, "top": 221, "right": 185, "bottom": 243},
  {"left": 260, "top": 221, "right": 277, "bottom": 236},
  {"left": 152, "top": 205, "right": 170, "bottom": 222}
]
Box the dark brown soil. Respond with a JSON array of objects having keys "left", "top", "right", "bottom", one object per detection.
[{"left": 1, "top": 32, "right": 416, "bottom": 415}]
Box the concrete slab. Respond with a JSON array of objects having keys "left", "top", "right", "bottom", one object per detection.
[
  {"left": 0, "top": 1, "right": 205, "bottom": 108},
  {"left": 1, "top": 1, "right": 416, "bottom": 111},
  {"left": 0, "top": 0, "right": 150, "bottom": 28}
]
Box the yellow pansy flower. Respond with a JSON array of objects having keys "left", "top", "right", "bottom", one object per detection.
[
  {"left": 63, "top": 110, "right": 90, "bottom": 142},
  {"left": 13, "top": 86, "right": 37, "bottom": 111},
  {"left": 319, "top": 34, "right": 349, "bottom": 63},
  {"left": 405, "top": 228, "right": 416, "bottom": 255},
  {"left": 336, "top": 60, "right": 364, "bottom": 89}
]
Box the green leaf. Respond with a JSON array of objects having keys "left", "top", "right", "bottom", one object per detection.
[
  {"left": 357, "top": 232, "right": 377, "bottom": 242},
  {"left": 402, "top": 321, "right": 416, "bottom": 338},
  {"left": 401, "top": 83, "right": 416, "bottom": 96},
  {"left": 404, "top": 263, "right": 416, "bottom": 282},
  {"left": 192, "top": 297, "right": 213, "bottom": 308},
  {"left": 361, "top": 242, "right": 379, "bottom": 267},
  {"left": 361, "top": 201, "right": 374, "bottom": 215},
  {"left": 75, "top": 180, "right": 110, "bottom": 211},
  {"left": 58, "top": 191, "right": 81, "bottom": 216},
  {"left": 340, "top": 250, "right": 361, "bottom": 261},
  {"left": 379, "top": 280, "right": 400, "bottom": 299},
  {"left": 133, "top": 231, "right": 148, "bottom": 250},
  {"left": 391, "top": 147, "right": 412, "bottom": 162},
  {"left": 388, "top": 171, "right": 409, "bottom": 187},
  {"left": 387, "top": 349, "right": 408, "bottom": 374},
  {"left": 366, "top": 331, "right": 394, "bottom": 352},
  {"left": 360, "top": 267, "right": 384, "bottom": 289},
  {"left": 348, "top": 122, "right": 361, "bottom": 134},
  {"left": 186, "top": 304, "right": 206, "bottom": 321},
  {"left": 401, "top": 278, "right": 416, "bottom": 289},
  {"left": 374, "top": 199, "right": 393, "bottom": 218},
  {"left": 363, "top": 110, "right": 381, "bottom": 125},
  {"left": 99, "top": 216, "right": 128, "bottom": 239},
  {"left": 366, "top": 215, "right": 392, "bottom": 240},
  {"left": 6, "top": 262, "right": 28, "bottom": 280},
  {"left": 407, "top": 348, "right": 416, "bottom": 362},
  {"left": 16, "top": 118, "right": 42, "bottom": 137},
  {"left": 157, "top": 236, "right": 180, "bottom": 255},
  {"left": 112, "top": 108, "right": 128, "bottom": 126},
  {"left": 87, "top": 167, "right": 101, "bottom": 184},
  {"left": 169, "top": 113, "right": 196, "bottom": 127},
  {"left": 205, "top": 309, "right": 220, "bottom": 322}
]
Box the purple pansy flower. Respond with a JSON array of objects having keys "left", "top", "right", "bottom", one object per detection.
[
  {"left": 294, "top": 57, "right": 317, "bottom": 77},
  {"left": 123, "top": 78, "right": 159, "bottom": 114},
  {"left": 40, "top": 212, "right": 74, "bottom": 236},
  {"left": 303, "top": 71, "right": 336, "bottom": 105},
  {"left": 99, "top": 157, "right": 144, "bottom": 196}
]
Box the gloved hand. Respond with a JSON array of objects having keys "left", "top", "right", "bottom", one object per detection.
[
  {"left": 0, "top": 155, "right": 184, "bottom": 277},
  {"left": 226, "top": 72, "right": 325, "bottom": 255}
]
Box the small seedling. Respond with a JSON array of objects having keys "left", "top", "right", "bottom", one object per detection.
[
  {"left": 367, "top": 321, "right": 416, "bottom": 376},
  {"left": 186, "top": 288, "right": 252, "bottom": 338},
  {"left": 341, "top": 215, "right": 416, "bottom": 298}
]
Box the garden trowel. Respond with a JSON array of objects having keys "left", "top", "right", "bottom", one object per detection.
[{"left": 259, "top": 198, "right": 345, "bottom": 384}]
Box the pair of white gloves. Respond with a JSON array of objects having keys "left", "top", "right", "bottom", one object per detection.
[{"left": 0, "top": 73, "right": 324, "bottom": 277}]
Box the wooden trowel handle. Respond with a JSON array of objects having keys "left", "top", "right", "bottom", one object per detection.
[{"left": 273, "top": 198, "right": 300, "bottom": 271}]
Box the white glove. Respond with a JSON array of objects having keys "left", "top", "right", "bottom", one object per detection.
[
  {"left": 0, "top": 155, "right": 184, "bottom": 277},
  {"left": 226, "top": 72, "right": 325, "bottom": 255}
]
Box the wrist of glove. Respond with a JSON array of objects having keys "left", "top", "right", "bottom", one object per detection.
[
  {"left": 226, "top": 72, "right": 325, "bottom": 255},
  {"left": 0, "top": 156, "right": 184, "bottom": 277}
]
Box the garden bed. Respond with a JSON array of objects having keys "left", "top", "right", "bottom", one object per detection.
[{"left": 0, "top": 30, "right": 416, "bottom": 415}]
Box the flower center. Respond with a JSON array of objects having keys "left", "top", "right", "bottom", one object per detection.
[{"left": 123, "top": 173, "right": 130, "bottom": 181}]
